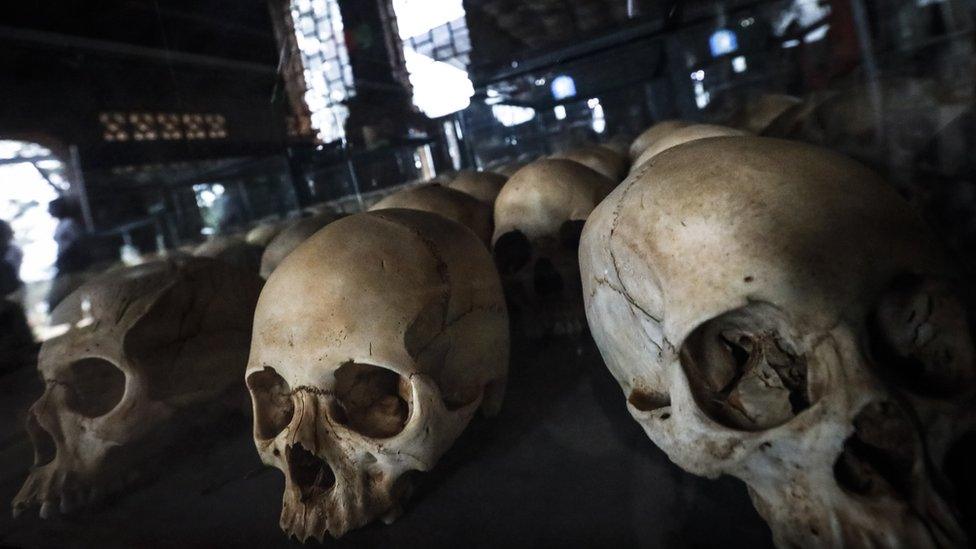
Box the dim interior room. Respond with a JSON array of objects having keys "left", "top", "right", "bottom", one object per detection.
[{"left": 0, "top": 0, "right": 974, "bottom": 547}]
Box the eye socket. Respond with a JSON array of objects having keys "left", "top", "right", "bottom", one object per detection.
[
  {"left": 64, "top": 358, "right": 126, "bottom": 418},
  {"left": 333, "top": 362, "right": 409, "bottom": 439},
  {"left": 247, "top": 367, "right": 295, "bottom": 440},
  {"left": 493, "top": 230, "right": 531, "bottom": 275},
  {"left": 680, "top": 303, "right": 811, "bottom": 431},
  {"left": 559, "top": 220, "right": 586, "bottom": 250}
]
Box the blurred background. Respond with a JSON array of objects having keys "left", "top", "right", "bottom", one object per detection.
[{"left": 0, "top": 0, "right": 973, "bottom": 340}]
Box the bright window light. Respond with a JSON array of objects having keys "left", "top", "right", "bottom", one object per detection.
[
  {"left": 0, "top": 153, "right": 60, "bottom": 283},
  {"left": 588, "top": 99, "right": 606, "bottom": 134},
  {"left": 392, "top": 0, "right": 464, "bottom": 38},
  {"left": 393, "top": 0, "right": 473, "bottom": 117},
  {"left": 732, "top": 56, "right": 747, "bottom": 73},
  {"left": 492, "top": 105, "right": 536, "bottom": 127},
  {"left": 551, "top": 75, "right": 577, "bottom": 100},
  {"left": 290, "top": 0, "right": 354, "bottom": 142},
  {"left": 709, "top": 29, "right": 738, "bottom": 56},
  {"left": 403, "top": 48, "right": 473, "bottom": 117},
  {"left": 554, "top": 105, "right": 567, "bottom": 120}
]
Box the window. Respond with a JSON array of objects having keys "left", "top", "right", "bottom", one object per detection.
[{"left": 290, "top": 0, "right": 355, "bottom": 142}]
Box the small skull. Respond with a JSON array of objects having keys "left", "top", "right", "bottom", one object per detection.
[
  {"left": 445, "top": 170, "right": 508, "bottom": 206},
  {"left": 193, "top": 235, "right": 262, "bottom": 274},
  {"left": 370, "top": 184, "right": 493, "bottom": 246},
  {"left": 551, "top": 145, "right": 629, "bottom": 181},
  {"left": 493, "top": 158, "right": 614, "bottom": 337},
  {"left": 581, "top": 137, "right": 975, "bottom": 547},
  {"left": 246, "top": 209, "right": 508, "bottom": 541},
  {"left": 246, "top": 220, "right": 291, "bottom": 248},
  {"left": 630, "top": 124, "right": 748, "bottom": 175},
  {"left": 725, "top": 93, "right": 802, "bottom": 134},
  {"left": 13, "top": 258, "right": 262, "bottom": 518},
  {"left": 629, "top": 120, "right": 690, "bottom": 160},
  {"left": 260, "top": 212, "right": 343, "bottom": 279}
]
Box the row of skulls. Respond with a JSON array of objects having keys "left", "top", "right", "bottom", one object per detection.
[{"left": 12, "top": 96, "right": 975, "bottom": 547}]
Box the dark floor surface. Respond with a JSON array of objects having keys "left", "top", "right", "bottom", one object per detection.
[{"left": 0, "top": 336, "right": 773, "bottom": 548}]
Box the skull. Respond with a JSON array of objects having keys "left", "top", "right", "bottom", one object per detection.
[
  {"left": 193, "top": 235, "right": 263, "bottom": 274},
  {"left": 370, "top": 184, "right": 493, "bottom": 246},
  {"left": 493, "top": 158, "right": 614, "bottom": 337},
  {"left": 629, "top": 120, "right": 690, "bottom": 160},
  {"left": 260, "top": 212, "right": 343, "bottom": 279},
  {"left": 725, "top": 93, "right": 802, "bottom": 134},
  {"left": 445, "top": 170, "right": 508, "bottom": 206},
  {"left": 247, "top": 220, "right": 291, "bottom": 248},
  {"left": 246, "top": 209, "right": 508, "bottom": 541},
  {"left": 551, "top": 145, "right": 629, "bottom": 181},
  {"left": 580, "top": 136, "right": 975, "bottom": 547},
  {"left": 13, "top": 258, "right": 262, "bottom": 518},
  {"left": 630, "top": 124, "right": 748, "bottom": 175}
]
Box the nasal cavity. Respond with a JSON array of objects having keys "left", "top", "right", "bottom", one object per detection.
[
  {"left": 287, "top": 442, "right": 335, "bottom": 502},
  {"left": 26, "top": 413, "right": 56, "bottom": 467},
  {"left": 833, "top": 400, "right": 915, "bottom": 499}
]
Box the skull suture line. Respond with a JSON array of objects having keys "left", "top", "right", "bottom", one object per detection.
[
  {"left": 246, "top": 209, "right": 509, "bottom": 541},
  {"left": 580, "top": 137, "right": 975, "bottom": 547},
  {"left": 13, "top": 258, "right": 263, "bottom": 518},
  {"left": 493, "top": 158, "right": 614, "bottom": 337}
]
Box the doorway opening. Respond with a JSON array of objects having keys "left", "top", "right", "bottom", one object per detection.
[{"left": 0, "top": 140, "right": 70, "bottom": 335}]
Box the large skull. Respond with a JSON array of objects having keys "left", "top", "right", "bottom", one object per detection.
[
  {"left": 259, "top": 212, "right": 342, "bottom": 279},
  {"left": 493, "top": 158, "right": 614, "bottom": 337},
  {"left": 13, "top": 258, "right": 262, "bottom": 518},
  {"left": 370, "top": 184, "right": 493, "bottom": 246},
  {"left": 581, "top": 136, "right": 974, "bottom": 547},
  {"left": 246, "top": 209, "right": 509, "bottom": 541}
]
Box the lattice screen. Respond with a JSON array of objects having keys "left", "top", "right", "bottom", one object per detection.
[{"left": 290, "top": 0, "right": 355, "bottom": 142}]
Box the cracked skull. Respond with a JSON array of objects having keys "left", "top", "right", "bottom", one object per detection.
[
  {"left": 492, "top": 158, "right": 614, "bottom": 338},
  {"left": 13, "top": 258, "right": 263, "bottom": 518},
  {"left": 581, "top": 136, "right": 975, "bottom": 547},
  {"left": 246, "top": 209, "right": 509, "bottom": 541}
]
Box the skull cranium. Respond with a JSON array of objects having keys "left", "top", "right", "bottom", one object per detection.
[
  {"left": 370, "top": 184, "right": 493, "bottom": 246},
  {"left": 13, "top": 258, "right": 262, "bottom": 518},
  {"left": 246, "top": 209, "right": 508, "bottom": 541},
  {"left": 581, "top": 136, "right": 975, "bottom": 547},
  {"left": 493, "top": 158, "right": 614, "bottom": 337}
]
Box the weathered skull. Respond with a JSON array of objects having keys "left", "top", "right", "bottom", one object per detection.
[
  {"left": 581, "top": 137, "right": 975, "bottom": 547},
  {"left": 445, "top": 170, "right": 508, "bottom": 206},
  {"left": 246, "top": 209, "right": 508, "bottom": 541},
  {"left": 370, "top": 184, "right": 493, "bottom": 246},
  {"left": 630, "top": 123, "right": 748, "bottom": 174},
  {"left": 493, "top": 158, "right": 614, "bottom": 337},
  {"left": 725, "top": 93, "right": 802, "bottom": 134},
  {"left": 260, "top": 212, "right": 343, "bottom": 279},
  {"left": 13, "top": 258, "right": 262, "bottom": 518},
  {"left": 246, "top": 220, "right": 291, "bottom": 248},
  {"left": 551, "top": 145, "right": 629, "bottom": 181},
  {"left": 629, "top": 120, "right": 690, "bottom": 160},
  {"left": 193, "top": 235, "right": 262, "bottom": 274}
]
